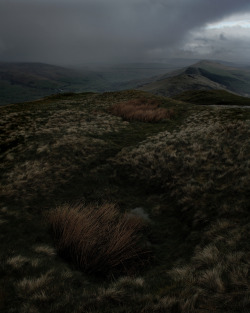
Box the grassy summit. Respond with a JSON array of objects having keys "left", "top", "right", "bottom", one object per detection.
[{"left": 0, "top": 90, "right": 250, "bottom": 313}]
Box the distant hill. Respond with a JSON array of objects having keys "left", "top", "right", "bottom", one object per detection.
[
  {"left": 173, "top": 89, "right": 250, "bottom": 106},
  {"left": 139, "top": 60, "right": 250, "bottom": 97},
  {"left": 2, "top": 60, "right": 250, "bottom": 106},
  {"left": 0, "top": 62, "right": 110, "bottom": 105}
]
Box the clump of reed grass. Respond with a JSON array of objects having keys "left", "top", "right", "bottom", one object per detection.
[
  {"left": 48, "top": 203, "right": 149, "bottom": 275},
  {"left": 110, "top": 98, "right": 174, "bottom": 122}
]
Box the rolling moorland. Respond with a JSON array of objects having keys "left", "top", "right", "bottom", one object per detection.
[{"left": 0, "top": 87, "right": 250, "bottom": 313}]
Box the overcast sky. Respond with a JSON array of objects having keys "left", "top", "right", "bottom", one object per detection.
[{"left": 0, "top": 0, "right": 250, "bottom": 66}]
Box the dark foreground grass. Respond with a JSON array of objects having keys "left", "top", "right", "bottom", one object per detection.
[
  {"left": 0, "top": 90, "right": 249, "bottom": 312},
  {"left": 113, "top": 107, "right": 250, "bottom": 312}
]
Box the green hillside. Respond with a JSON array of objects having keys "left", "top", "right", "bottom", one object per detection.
[{"left": 0, "top": 90, "right": 250, "bottom": 313}]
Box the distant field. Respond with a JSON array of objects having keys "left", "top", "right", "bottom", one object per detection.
[{"left": 0, "top": 90, "right": 250, "bottom": 313}]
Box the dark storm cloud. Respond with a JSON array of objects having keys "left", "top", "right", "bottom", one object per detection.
[{"left": 0, "top": 0, "right": 250, "bottom": 64}]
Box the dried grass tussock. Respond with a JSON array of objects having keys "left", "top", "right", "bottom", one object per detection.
[
  {"left": 48, "top": 203, "right": 149, "bottom": 275},
  {"left": 110, "top": 98, "right": 174, "bottom": 122}
]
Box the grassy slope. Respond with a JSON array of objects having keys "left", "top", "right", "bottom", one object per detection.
[
  {"left": 0, "top": 90, "right": 249, "bottom": 313},
  {"left": 195, "top": 61, "right": 250, "bottom": 95},
  {"left": 139, "top": 60, "right": 250, "bottom": 97},
  {"left": 140, "top": 72, "right": 225, "bottom": 96},
  {"left": 173, "top": 89, "right": 250, "bottom": 106}
]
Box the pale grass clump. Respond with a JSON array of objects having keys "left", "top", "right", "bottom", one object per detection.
[
  {"left": 33, "top": 245, "right": 56, "bottom": 256},
  {"left": 169, "top": 266, "right": 193, "bottom": 282},
  {"left": 197, "top": 267, "right": 225, "bottom": 293},
  {"left": 96, "top": 287, "right": 128, "bottom": 304},
  {"left": 205, "top": 219, "right": 235, "bottom": 242},
  {"left": 152, "top": 295, "right": 200, "bottom": 313},
  {"left": 192, "top": 245, "right": 220, "bottom": 269},
  {"left": 31, "top": 290, "right": 49, "bottom": 301},
  {"left": 113, "top": 276, "right": 144, "bottom": 288},
  {"left": 0, "top": 218, "right": 7, "bottom": 225},
  {"left": 36, "top": 144, "right": 49, "bottom": 154},
  {"left": 95, "top": 276, "right": 145, "bottom": 306},
  {"left": 6, "top": 255, "right": 29, "bottom": 269},
  {"left": 17, "top": 271, "right": 53, "bottom": 297},
  {"left": 110, "top": 98, "right": 174, "bottom": 122},
  {"left": 48, "top": 203, "right": 149, "bottom": 275},
  {"left": 154, "top": 296, "right": 180, "bottom": 311},
  {"left": 180, "top": 294, "right": 201, "bottom": 313}
]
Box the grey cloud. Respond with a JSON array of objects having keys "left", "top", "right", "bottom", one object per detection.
[
  {"left": 182, "top": 24, "right": 250, "bottom": 62},
  {"left": 0, "top": 0, "right": 250, "bottom": 65},
  {"left": 220, "top": 33, "right": 227, "bottom": 41}
]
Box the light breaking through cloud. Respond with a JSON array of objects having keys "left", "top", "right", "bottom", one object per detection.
[{"left": 0, "top": 0, "right": 250, "bottom": 65}]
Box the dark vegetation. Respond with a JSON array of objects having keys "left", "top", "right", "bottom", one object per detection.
[
  {"left": 173, "top": 89, "right": 250, "bottom": 106},
  {"left": 0, "top": 89, "right": 249, "bottom": 312}
]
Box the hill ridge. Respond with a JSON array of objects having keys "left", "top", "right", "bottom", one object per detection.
[{"left": 139, "top": 60, "right": 250, "bottom": 97}]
